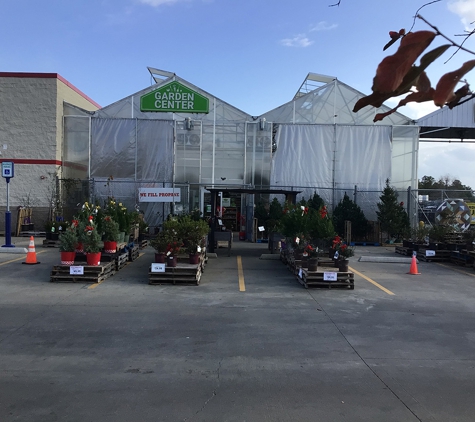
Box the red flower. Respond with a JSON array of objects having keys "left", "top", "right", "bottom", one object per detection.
[
  {"left": 332, "top": 235, "right": 342, "bottom": 248},
  {"left": 88, "top": 215, "right": 94, "bottom": 222},
  {"left": 319, "top": 206, "right": 328, "bottom": 219},
  {"left": 71, "top": 219, "right": 79, "bottom": 227}
]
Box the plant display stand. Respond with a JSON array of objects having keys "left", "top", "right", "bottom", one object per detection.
[
  {"left": 450, "top": 250, "right": 474, "bottom": 267},
  {"left": 395, "top": 246, "right": 413, "bottom": 256},
  {"left": 296, "top": 262, "right": 354, "bottom": 289},
  {"left": 417, "top": 248, "right": 451, "bottom": 262},
  {"left": 128, "top": 244, "right": 140, "bottom": 261},
  {"left": 42, "top": 239, "right": 61, "bottom": 248},
  {"left": 148, "top": 263, "right": 202, "bottom": 285},
  {"left": 50, "top": 261, "right": 115, "bottom": 283}
]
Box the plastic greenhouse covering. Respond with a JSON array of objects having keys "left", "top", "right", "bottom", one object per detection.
[{"left": 62, "top": 71, "right": 420, "bottom": 227}]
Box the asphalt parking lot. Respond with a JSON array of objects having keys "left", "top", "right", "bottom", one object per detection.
[{"left": 1, "top": 236, "right": 475, "bottom": 421}]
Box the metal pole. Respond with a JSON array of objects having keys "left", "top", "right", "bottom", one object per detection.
[{"left": 2, "top": 178, "right": 14, "bottom": 247}]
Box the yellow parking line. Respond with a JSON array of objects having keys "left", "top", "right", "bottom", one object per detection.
[
  {"left": 237, "top": 256, "right": 245, "bottom": 292},
  {"left": 436, "top": 262, "right": 475, "bottom": 278},
  {"left": 88, "top": 280, "right": 104, "bottom": 289},
  {"left": 0, "top": 250, "right": 46, "bottom": 266},
  {"left": 349, "top": 266, "right": 395, "bottom": 296}
]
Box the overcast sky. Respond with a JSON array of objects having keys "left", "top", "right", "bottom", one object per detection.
[{"left": 1, "top": 0, "right": 475, "bottom": 189}]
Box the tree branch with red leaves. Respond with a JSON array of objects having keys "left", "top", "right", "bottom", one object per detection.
[{"left": 353, "top": 15, "right": 475, "bottom": 121}]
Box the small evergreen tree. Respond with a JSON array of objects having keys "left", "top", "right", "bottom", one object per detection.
[
  {"left": 376, "top": 179, "right": 410, "bottom": 241},
  {"left": 332, "top": 193, "right": 369, "bottom": 239},
  {"left": 307, "top": 192, "right": 324, "bottom": 212}
]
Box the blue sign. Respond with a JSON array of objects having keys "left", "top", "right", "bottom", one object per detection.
[{"left": 1, "top": 162, "right": 14, "bottom": 178}]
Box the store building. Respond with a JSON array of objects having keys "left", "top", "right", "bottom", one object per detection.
[
  {"left": 1, "top": 68, "right": 419, "bottom": 235},
  {"left": 0, "top": 72, "right": 100, "bottom": 232}
]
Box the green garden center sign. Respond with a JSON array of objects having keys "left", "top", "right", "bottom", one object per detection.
[{"left": 140, "top": 81, "right": 209, "bottom": 113}]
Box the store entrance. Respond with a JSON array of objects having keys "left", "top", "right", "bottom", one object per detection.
[{"left": 205, "top": 187, "right": 301, "bottom": 253}]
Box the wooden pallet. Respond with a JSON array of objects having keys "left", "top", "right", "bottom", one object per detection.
[
  {"left": 417, "top": 248, "right": 451, "bottom": 262},
  {"left": 42, "top": 239, "right": 60, "bottom": 248},
  {"left": 50, "top": 261, "right": 115, "bottom": 283},
  {"left": 128, "top": 245, "right": 140, "bottom": 261},
  {"left": 450, "top": 251, "right": 474, "bottom": 267},
  {"left": 148, "top": 263, "right": 202, "bottom": 285},
  {"left": 115, "top": 252, "right": 129, "bottom": 271},
  {"left": 395, "top": 246, "right": 413, "bottom": 256},
  {"left": 297, "top": 267, "right": 354, "bottom": 289}
]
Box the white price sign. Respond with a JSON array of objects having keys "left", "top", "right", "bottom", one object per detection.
[
  {"left": 425, "top": 250, "right": 436, "bottom": 257},
  {"left": 70, "top": 266, "right": 84, "bottom": 275},
  {"left": 323, "top": 272, "right": 337, "bottom": 281},
  {"left": 151, "top": 263, "right": 166, "bottom": 273}
]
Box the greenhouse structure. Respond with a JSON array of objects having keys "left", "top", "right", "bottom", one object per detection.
[{"left": 63, "top": 68, "right": 419, "bottom": 235}]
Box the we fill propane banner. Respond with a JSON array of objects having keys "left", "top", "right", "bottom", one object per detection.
[{"left": 139, "top": 188, "right": 181, "bottom": 202}]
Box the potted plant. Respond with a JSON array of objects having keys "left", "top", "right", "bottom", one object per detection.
[
  {"left": 150, "top": 231, "right": 170, "bottom": 263},
  {"left": 58, "top": 221, "right": 79, "bottom": 265},
  {"left": 303, "top": 243, "right": 319, "bottom": 271},
  {"left": 42, "top": 220, "right": 52, "bottom": 240},
  {"left": 336, "top": 243, "right": 355, "bottom": 272},
  {"left": 165, "top": 240, "right": 183, "bottom": 267},
  {"left": 82, "top": 217, "right": 102, "bottom": 266},
  {"left": 177, "top": 216, "right": 210, "bottom": 264},
  {"left": 102, "top": 215, "right": 120, "bottom": 253}
]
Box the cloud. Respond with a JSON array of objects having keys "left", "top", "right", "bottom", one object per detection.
[
  {"left": 280, "top": 34, "right": 313, "bottom": 48},
  {"left": 139, "top": 0, "right": 185, "bottom": 6},
  {"left": 310, "top": 21, "right": 338, "bottom": 32},
  {"left": 418, "top": 143, "right": 475, "bottom": 188},
  {"left": 448, "top": 0, "right": 475, "bottom": 28}
]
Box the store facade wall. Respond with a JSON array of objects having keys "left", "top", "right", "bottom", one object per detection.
[{"left": 0, "top": 73, "right": 99, "bottom": 233}]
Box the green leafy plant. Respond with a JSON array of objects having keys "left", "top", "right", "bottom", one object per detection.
[
  {"left": 82, "top": 217, "right": 102, "bottom": 253},
  {"left": 376, "top": 179, "right": 410, "bottom": 242},
  {"left": 332, "top": 193, "right": 369, "bottom": 239},
  {"left": 102, "top": 215, "right": 119, "bottom": 242},
  {"left": 336, "top": 243, "right": 355, "bottom": 259},
  {"left": 176, "top": 215, "right": 210, "bottom": 254},
  {"left": 150, "top": 231, "right": 171, "bottom": 253},
  {"left": 58, "top": 221, "right": 79, "bottom": 252}
]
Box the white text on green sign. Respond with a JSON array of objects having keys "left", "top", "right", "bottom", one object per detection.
[{"left": 140, "top": 81, "right": 209, "bottom": 113}]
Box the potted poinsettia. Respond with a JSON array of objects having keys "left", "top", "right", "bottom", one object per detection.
[
  {"left": 335, "top": 243, "right": 354, "bottom": 272},
  {"left": 303, "top": 243, "right": 319, "bottom": 271}
]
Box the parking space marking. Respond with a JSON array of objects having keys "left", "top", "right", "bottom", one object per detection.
[
  {"left": 350, "top": 266, "right": 395, "bottom": 295},
  {"left": 237, "top": 256, "right": 245, "bottom": 292},
  {"left": 436, "top": 263, "right": 475, "bottom": 278},
  {"left": 0, "top": 250, "right": 46, "bottom": 266}
]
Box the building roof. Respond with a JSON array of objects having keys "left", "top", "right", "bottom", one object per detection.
[
  {"left": 0, "top": 72, "right": 101, "bottom": 109},
  {"left": 416, "top": 95, "right": 475, "bottom": 140}
]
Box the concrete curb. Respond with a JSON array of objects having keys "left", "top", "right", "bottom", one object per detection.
[
  {"left": 0, "top": 247, "right": 28, "bottom": 254},
  {"left": 358, "top": 256, "right": 417, "bottom": 264}
]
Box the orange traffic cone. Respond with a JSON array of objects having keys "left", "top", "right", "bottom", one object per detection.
[
  {"left": 407, "top": 253, "right": 420, "bottom": 275},
  {"left": 22, "top": 236, "right": 40, "bottom": 265}
]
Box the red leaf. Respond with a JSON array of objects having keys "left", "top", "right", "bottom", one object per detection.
[
  {"left": 353, "top": 91, "right": 392, "bottom": 112},
  {"left": 433, "top": 60, "right": 475, "bottom": 107},
  {"left": 415, "top": 71, "right": 431, "bottom": 93},
  {"left": 373, "top": 31, "right": 436, "bottom": 94},
  {"left": 447, "top": 84, "right": 471, "bottom": 109},
  {"left": 389, "top": 31, "right": 400, "bottom": 39}
]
